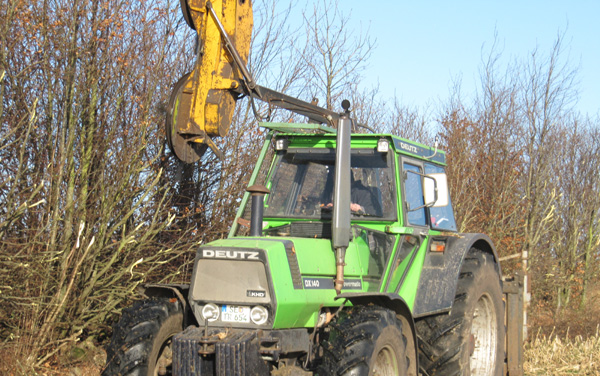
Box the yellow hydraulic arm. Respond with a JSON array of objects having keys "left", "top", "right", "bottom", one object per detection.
[
  {"left": 167, "top": 0, "right": 253, "bottom": 162},
  {"left": 167, "top": 0, "right": 340, "bottom": 163}
]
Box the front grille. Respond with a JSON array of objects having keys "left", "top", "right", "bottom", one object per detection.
[
  {"left": 190, "top": 259, "right": 271, "bottom": 305},
  {"left": 290, "top": 221, "right": 331, "bottom": 238}
]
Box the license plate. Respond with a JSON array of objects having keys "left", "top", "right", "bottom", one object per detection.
[{"left": 221, "top": 305, "right": 250, "bottom": 323}]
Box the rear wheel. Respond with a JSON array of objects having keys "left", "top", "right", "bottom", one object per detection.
[
  {"left": 317, "top": 305, "right": 416, "bottom": 376},
  {"left": 103, "top": 298, "right": 183, "bottom": 376},
  {"left": 416, "top": 249, "right": 504, "bottom": 376}
]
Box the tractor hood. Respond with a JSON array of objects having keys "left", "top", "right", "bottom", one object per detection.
[{"left": 188, "top": 236, "right": 365, "bottom": 329}]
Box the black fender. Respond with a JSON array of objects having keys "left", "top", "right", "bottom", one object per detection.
[
  {"left": 412, "top": 232, "right": 500, "bottom": 318},
  {"left": 336, "top": 292, "right": 418, "bottom": 374},
  {"left": 141, "top": 283, "right": 197, "bottom": 326}
]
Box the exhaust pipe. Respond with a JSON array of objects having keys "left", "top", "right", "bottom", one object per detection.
[
  {"left": 331, "top": 101, "right": 352, "bottom": 295},
  {"left": 246, "top": 184, "right": 270, "bottom": 236}
]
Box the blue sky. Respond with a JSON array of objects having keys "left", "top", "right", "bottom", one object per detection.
[{"left": 290, "top": 1, "right": 600, "bottom": 118}]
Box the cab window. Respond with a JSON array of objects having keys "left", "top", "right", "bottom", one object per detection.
[{"left": 425, "top": 164, "right": 457, "bottom": 231}]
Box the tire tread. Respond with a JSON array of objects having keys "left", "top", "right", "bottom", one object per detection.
[
  {"left": 317, "top": 305, "right": 412, "bottom": 376},
  {"left": 103, "top": 298, "right": 182, "bottom": 376}
]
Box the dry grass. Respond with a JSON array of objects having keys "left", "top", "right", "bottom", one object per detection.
[
  {"left": 524, "top": 326, "right": 600, "bottom": 375},
  {"left": 0, "top": 336, "right": 105, "bottom": 376}
]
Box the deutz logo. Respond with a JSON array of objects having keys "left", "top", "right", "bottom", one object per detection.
[
  {"left": 399, "top": 141, "right": 418, "bottom": 154},
  {"left": 202, "top": 249, "right": 260, "bottom": 260}
]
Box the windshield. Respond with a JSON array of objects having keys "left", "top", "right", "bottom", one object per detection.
[{"left": 264, "top": 149, "right": 396, "bottom": 220}]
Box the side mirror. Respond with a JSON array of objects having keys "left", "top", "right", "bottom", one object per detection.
[{"left": 424, "top": 173, "right": 449, "bottom": 207}]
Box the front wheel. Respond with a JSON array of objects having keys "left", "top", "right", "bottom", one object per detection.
[
  {"left": 317, "top": 305, "right": 417, "bottom": 376},
  {"left": 103, "top": 298, "right": 184, "bottom": 376},
  {"left": 416, "top": 249, "right": 505, "bottom": 376}
]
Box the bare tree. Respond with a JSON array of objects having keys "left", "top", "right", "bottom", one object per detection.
[
  {"left": 300, "top": 0, "right": 375, "bottom": 111},
  {"left": 547, "top": 119, "right": 600, "bottom": 315},
  {"left": 517, "top": 34, "right": 579, "bottom": 318},
  {"left": 0, "top": 0, "right": 198, "bottom": 370},
  {"left": 387, "top": 99, "right": 433, "bottom": 144},
  {"left": 472, "top": 47, "right": 525, "bottom": 264},
  {"left": 579, "top": 124, "right": 600, "bottom": 309}
]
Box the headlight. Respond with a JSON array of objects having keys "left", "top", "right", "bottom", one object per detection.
[
  {"left": 377, "top": 138, "right": 390, "bottom": 153},
  {"left": 201, "top": 303, "right": 220, "bottom": 322},
  {"left": 250, "top": 305, "right": 269, "bottom": 325},
  {"left": 275, "top": 138, "right": 288, "bottom": 151}
]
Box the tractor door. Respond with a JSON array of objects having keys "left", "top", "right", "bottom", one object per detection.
[{"left": 390, "top": 158, "right": 459, "bottom": 308}]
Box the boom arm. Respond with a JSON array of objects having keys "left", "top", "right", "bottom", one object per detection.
[{"left": 243, "top": 85, "right": 340, "bottom": 126}]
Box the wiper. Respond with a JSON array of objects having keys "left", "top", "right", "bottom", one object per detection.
[
  {"left": 351, "top": 211, "right": 381, "bottom": 218},
  {"left": 321, "top": 204, "right": 380, "bottom": 218}
]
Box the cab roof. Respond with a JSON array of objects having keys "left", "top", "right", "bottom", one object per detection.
[{"left": 261, "top": 122, "right": 446, "bottom": 165}]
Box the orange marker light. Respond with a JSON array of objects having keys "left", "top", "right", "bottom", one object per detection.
[{"left": 430, "top": 240, "right": 446, "bottom": 252}]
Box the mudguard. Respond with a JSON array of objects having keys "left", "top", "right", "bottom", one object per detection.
[
  {"left": 141, "top": 283, "right": 196, "bottom": 327},
  {"left": 412, "top": 233, "right": 500, "bottom": 318},
  {"left": 142, "top": 283, "right": 189, "bottom": 307}
]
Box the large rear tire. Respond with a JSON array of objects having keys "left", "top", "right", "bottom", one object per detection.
[
  {"left": 317, "top": 305, "right": 416, "bottom": 376},
  {"left": 103, "top": 298, "right": 183, "bottom": 376},
  {"left": 416, "top": 249, "right": 504, "bottom": 376}
]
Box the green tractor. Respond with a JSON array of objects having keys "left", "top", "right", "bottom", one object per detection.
[
  {"left": 104, "top": 116, "right": 523, "bottom": 375},
  {"left": 103, "top": 1, "right": 524, "bottom": 375}
]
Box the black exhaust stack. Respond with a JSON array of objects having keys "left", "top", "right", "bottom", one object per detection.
[{"left": 247, "top": 184, "right": 270, "bottom": 236}]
